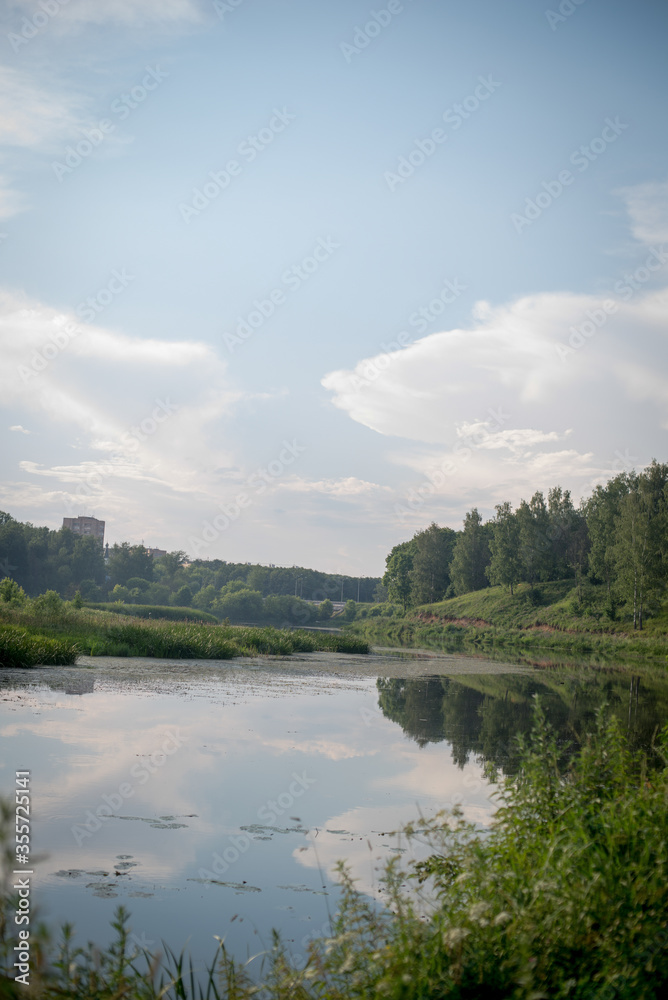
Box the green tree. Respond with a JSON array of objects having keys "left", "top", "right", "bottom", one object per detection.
[
  {"left": 382, "top": 542, "right": 415, "bottom": 611},
  {"left": 517, "top": 492, "right": 552, "bottom": 586},
  {"left": 174, "top": 585, "right": 192, "bottom": 607},
  {"left": 154, "top": 550, "right": 187, "bottom": 589},
  {"left": 107, "top": 543, "right": 153, "bottom": 588},
  {"left": 317, "top": 598, "right": 334, "bottom": 620},
  {"left": 450, "top": 509, "right": 491, "bottom": 595},
  {"left": 214, "top": 588, "right": 263, "bottom": 622},
  {"left": 586, "top": 473, "right": 631, "bottom": 595},
  {"left": 0, "top": 577, "right": 27, "bottom": 605},
  {"left": 486, "top": 501, "right": 522, "bottom": 595},
  {"left": 192, "top": 584, "right": 217, "bottom": 610},
  {"left": 342, "top": 599, "right": 357, "bottom": 622},
  {"left": 614, "top": 464, "right": 668, "bottom": 628},
  {"left": 410, "top": 523, "right": 457, "bottom": 605}
]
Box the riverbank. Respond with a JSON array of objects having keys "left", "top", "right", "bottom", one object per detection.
[
  {"left": 351, "top": 581, "right": 668, "bottom": 662},
  {"left": 0, "top": 606, "right": 369, "bottom": 667}
]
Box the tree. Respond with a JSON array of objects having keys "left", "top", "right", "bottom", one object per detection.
[
  {"left": 450, "top": 509, "right": 491, "bottom": 595},
  {"left": 382, "top": 542, "right": 415, "bottom": 611},
  {"left": 410, "top": 523, "right": 457, "bottom": 605},
  {"left": 214, "top": 588, "right": 263, "bottom": 622},
  {"left": 317, "top": 598, "right": 333, "bottom": 620},
  {"left": 174, "top": 585, "right": 193, "bottom": 607},
  {"left": 486, "top": 502, "right": 522, "bottom": 595},
  {"left": 107, "top": 543, "right": 153, "bottom": 588},
  {"left": 154, "top": 550, "right": 187, "bottom": 588},
  {"left": 71, "top": 535, "right": 106, "bottom": 589},
  {"left": 586, "top": 474, "right": 631, "bottom": 594},
  {"left": 0, "top": 577, "right": 27, "bottom": 605},
  {"left": 342, "top": 599, "right": 357, "bottom": 622},
  {"left": 516, "top": 492, "right": 552, "bottom": 586},
  {"left": 614, "top": 464, "right": 667, "bottom": 628}
]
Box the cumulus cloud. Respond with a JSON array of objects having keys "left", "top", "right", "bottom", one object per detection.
[{"left": 322, "top": 283, "right": 668, "bottom": 512}]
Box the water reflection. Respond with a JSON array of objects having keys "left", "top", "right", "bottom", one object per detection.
[
  {"left": 1, "top": 650, "right": 667, "bottom": 974},
  {"left": 377, "top": 665, "right": 668, "bottom": 773}
]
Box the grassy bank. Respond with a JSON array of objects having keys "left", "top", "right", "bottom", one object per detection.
[
  {"left": 86, "top": 602, "right": 219, "bottom": 624},
  {"left": 2, "top": 705, "right": 667, "bottom": 998},
  {"left": 0, "top": 605, "right": 369, "bottom": 667},
  {"left": 351, "top": 581, "right": 668, "bottom": 661}
]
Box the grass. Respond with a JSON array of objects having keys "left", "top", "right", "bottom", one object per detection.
[
  {"left": 0, "top": 606, "right": 369, "bottom": 667},
  {"left": 86, "top": 603, "right": 220, "bottom": 624},
  {"left": 351, "top": 581, "right": 668, "bottom": 662},
  {"left": 2, "top": 704, "right": 667, "bottom": 998},
  {"left": 0, "top": 624, "right": 78, "bottom": 669}
]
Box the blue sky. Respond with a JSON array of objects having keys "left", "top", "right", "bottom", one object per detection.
[{"left": 1, "top": 0, "right": 667, "bottom": 576}]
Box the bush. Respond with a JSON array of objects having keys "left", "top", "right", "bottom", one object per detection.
[
  {"left": 317, "top": 598, "right": 333, "bottom": 620},
  {"left": 30, "top": 590, "right": 63, "bottom": 616},
  {"left": 0, "top": 577, "right": 26, "bottom": 606}
]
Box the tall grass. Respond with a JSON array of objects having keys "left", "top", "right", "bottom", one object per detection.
[
  {"left": 2, "top": 705, "right": 667, "bottom": 998},
  {"left": 0, "top": 625, "right": 78, "bottom": 669},
  {"left": 0, "top": 606, "right": 370, "bottom": 666}
]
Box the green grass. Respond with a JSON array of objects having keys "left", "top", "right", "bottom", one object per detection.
[
  {"left": 0, "top": 624, "right": 78, "bottom": 668},
  {"left": 2, "top": 705, "right": 667, "bottom": 998},
  {"left": 0, "top": 605, "right": 369, "bottom": 666},
  {"left": 86, "top": 603, "right": 220, "bottom": 624},
  {"left": 351, "top": 581, "right": 668, "bottom": 661}
]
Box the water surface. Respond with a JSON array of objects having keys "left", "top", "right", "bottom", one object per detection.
[{"left": 1, "top": 647, "right": 665, "bottom": 974}]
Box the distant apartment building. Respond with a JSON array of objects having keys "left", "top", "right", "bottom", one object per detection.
[
  {"left": 62, "top": 516, "right": 105, "bottom": 543},
  {"left": 147, "top": 548, "right": 167, "bottom": 559}
]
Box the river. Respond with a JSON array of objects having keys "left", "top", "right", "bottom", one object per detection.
[{"left": 2, "top": 645, "right": 667, "bottom": 976}]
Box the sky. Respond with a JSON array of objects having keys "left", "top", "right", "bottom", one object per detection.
[{"left": 0, "top": 0, "right": 667, "bottom": 577}]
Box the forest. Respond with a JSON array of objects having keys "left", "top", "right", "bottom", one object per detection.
[
  {"left": 0, "top": 511, "right": 381, "bottom": 623},
  {"left": 383, "top": 461, "right": 668, "bottom": 629}
]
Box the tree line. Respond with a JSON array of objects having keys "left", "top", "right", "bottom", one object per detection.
[
  {"left": 382, "top": 461, "right": 668, "bottom": 628},
  {"left": 0, "top": 512, "right": 381, "bottom": 611}
]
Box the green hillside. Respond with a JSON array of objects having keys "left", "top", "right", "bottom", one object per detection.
[{"left": 353, "top": 580, "right": 668, "bottom": 660}]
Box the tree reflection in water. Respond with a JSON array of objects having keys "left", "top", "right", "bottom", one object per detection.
[{"left": 377, "top": 666, "right": 668, "bottom": 775}]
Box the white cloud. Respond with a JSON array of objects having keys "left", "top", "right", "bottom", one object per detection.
[
  {"left": 278, "top": 476, "right": 392, "bottom": 499},
  {"left": 0, "top": 66, "right": 97, "bottom": 152},
  {"left": 0, "top": 288, "right": 242, "bottom": 521},
  {"left": 9, "top": 424, "right": 30, "bottom": 434},
  {"left": 322, "top": 284, "right": 668, "bottom": 511},
  {"left": 618, "top": 178, "right": 668, "bottom": 245}
]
